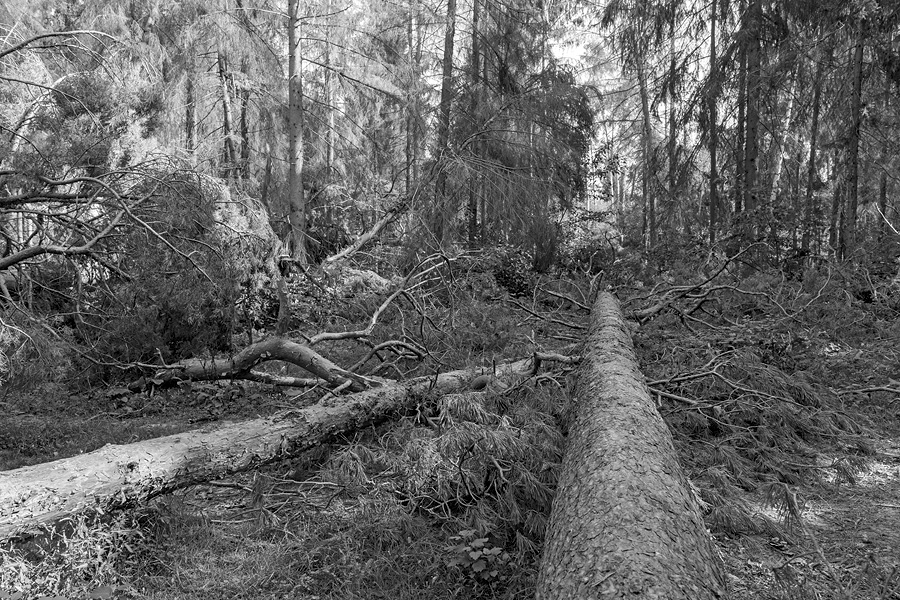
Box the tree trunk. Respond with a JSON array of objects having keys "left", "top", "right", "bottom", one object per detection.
[
  {"left": 405, "top": 0, "right": 415, "bottom": 196},
  {"left": 744, "top": 0, "right": 762, "bottom": 224},
  {"left": 767, "top": 64, "right": 797, "bottom": 209},
  {"left": 667, "top": 12, "right": 678, "bottom": 233},
  {"left": 802, "top": 53, "right": 824, "bottom": 255},
  {"left": 288, "top": 0, "right": 307, "bottom": 264},
  {"left": 405, "top": 0, "right": 422, "bottom": 198},
  {"left": 879, "top": 55, "right": 891, "bottom": 240},
  {"left": 767, "top": 62, "right": 797, "bottom": 261},
  {"left": 637, "top": 65, "right": 655, "bottom": 249},
  {"left": 324, "top": 0, "right": 335, "bottom": 183},
  {"left": 217, "top": 52, "right": 238, "bottom": 178},
  {"left": 155, "top": 337, "right": 368, "bottom": 392},
  {"left": 239, "top": 60, "right": 252, "bottom": 180},
  {"left": 185, "top": 74, "right": 196, "bottom": 162},
  {"left": 433, "top": 0, "right": 457, "bottom": 244},
  {"left": 0, "top": 360, "right": 533, "bottom": 541},
  {"left": 828, "top": 151, "right": 843, "bottom": 255},
  {"left": 708, "top": 0, "right": 718, "bottom": 245},
  {"left": 734, "top": 2, "right": 746, "bottom": 216},
  {"left": 467, "top": 0, "right": 481, "bottom": 249},
  {"left": 536, "top": 293, "right": 726, "bottom": 599},
  {"left": 841, "top": 33, "right": 864, "bottom": 259}
]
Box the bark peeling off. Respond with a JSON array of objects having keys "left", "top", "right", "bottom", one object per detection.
[{"left": 536, "top": 292, "right": 726, "bottom": 599}]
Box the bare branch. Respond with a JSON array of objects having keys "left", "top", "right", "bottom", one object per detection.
[
  {"left": 0, "top": 30, "right": 116, "bottom": 61},
  {"left": 0, "top": 211, "right": 124, "bottom": 271}
]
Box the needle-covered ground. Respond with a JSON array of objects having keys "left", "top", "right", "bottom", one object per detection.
[{"left": 1, "top": 266, "right": 899, "bottom": 600}]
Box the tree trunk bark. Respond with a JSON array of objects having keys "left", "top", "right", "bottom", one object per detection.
[
  {"left": 744, "top": 0, "right": 761, "bottom": 224},
  {"left": 185, "top": 74, "right": 196, "bottom": 162},
  {"left": 467, "top": 0, "right": 481, "bottom": 249},
  {"left": 0, "top": 360, "right": 533, "bottom": 541},
  {"left": 433, "top": 0, "right": 457, "bottom": 244},
  {"left": 637, "top": 65, "right": 655, "bottom": 250},
  {"left": 155, "top": 337, "right": 368, "bottom": 392},
  {"left": 828, "top": 150, "right": 843, "bottom": 256},
  {"left": 324, "top": 0, "right": 335, "bottom": 183},
  {"left": 734, "top": 4, "right": 746, "bottom": 216},
  {"left": 708, "top": 0, "right": 718, "bottom": 245},
  {"left": 536, "top": 292, "right": 726, "bottom": 600},
  {"left": 767, "top": 64, "right": 797, "bottom": 209},
  {"left": 288, "top": 0, "right": 307, "bottom": 264},
  {"left": 879, "top": 54, "right": 891, "bottom": 240},
  {"left": 802, "top": 52, "right": 824, "bottom": 255},
  {"left": 239, "top": 59, "right": 252, "bottom": 180},
  {"left": 841, "top": 32, "right": 864, "bottom": 259},
  {"left": 217, "top": 52, "right": 238, "bottom": 178},
  {"left": 667, "top": 13, "right": 677, "bottom": 234}
]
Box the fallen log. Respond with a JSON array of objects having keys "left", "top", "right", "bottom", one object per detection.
[
  {"left": 0, "top": 359, "right": 532, "bottom": 541},
  {"left": 154, "top": 337, "right": 371, "bottom": 392},
  {"left": 535, "top": 292, "right": 726, "bottom": 599}
]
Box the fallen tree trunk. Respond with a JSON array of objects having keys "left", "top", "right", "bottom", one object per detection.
[
  {"left": 154, "top": 337, "right": 371, "bottom": 392},
  {"left": 0, "top": 359, "right": 531, "bottom": 541},
  {"left": 536, "top": 292, "right": 726, "bottom": 599}
]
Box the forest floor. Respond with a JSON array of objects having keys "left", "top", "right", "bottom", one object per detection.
[
  {"left": 722, "top": 422, "right": 900, "bottom": 600},
  {"left": 1, "top": 274, "right": 899, "bottom": 599}
]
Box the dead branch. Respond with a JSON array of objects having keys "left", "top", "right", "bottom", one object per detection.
[
  {"left": 628, "top": 244, "right": 762, "bottom": 324},
  {"left": 308, "top": 257, "right": 444, "bottom": 345},
  {"left": 533, "top": 351, "right": 582, "bottom": 364},
  {"left": 539, "top": 287, "right": 591, "bottom": 312},
  {"left": 0, "top": 211, "right": 124, "bottom": 271},
  {"left": 321, "top": 197, "right": 408, "bottom": 265},
  {"left": 0, "top": 30, "right": 118, "bottom": 62},
  {"left": 511, "top": 300, "right": 586, "bottom": 330},
  {"left": 838, "top": 386, "right": 900, "bottom": 396},
  {"left": 155, "top": 337, "right": 372, "bottom": 392}
]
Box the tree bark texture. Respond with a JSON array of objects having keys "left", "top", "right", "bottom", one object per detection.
[
  {"left": 802, "top": 53, "right": 824, "bottom": 254},
  {"left": 467, "top": 0, "right": 481, "bottom": 248},
  {"left": 879, "top": 56, "right": 891, "bottom": 239},
  {"left": 734, "top": 3, "right": 746, "bottom": 215},
  {"left": 185, "top": 74, "right": 196, "bottom": 161},
  {"left": 743, "top": 0, "right": 761, "bottom": 220},
  {"left": 433, "top": 0, "right": 457, "bottom": 243},
  {"left": 155, "top": 337, "right": 366, "bottom": 392},
  {"left": 535, "top": 292, "right": 726, "bottom": 600},
  {"left": 708, "top": 0, "right": 718, "bottom": 245},
  {"left": 217, "top": 52, "right": 238, "bottom": 177},
  {"left": 841, "top": 33, "right": 864, "bottom": 259},
  {"left": 239, "top": 59, "right": 252, "bottom": 180},
  {"left": 637, "top": 65, "right": 655, "bottom": 249},
  {"left": 287, "top": 0, "right": 307, "bottom": 263},
  {"left": 0, "top": 359, "right": 533, "bottom": 540}
]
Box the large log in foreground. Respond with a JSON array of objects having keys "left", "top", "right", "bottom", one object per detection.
[
  {"left": 536, "top": 293, "right": 726, "bottom": 599},
  {"left": 0, "top": 360, "right": 530, "bottom": 541}
]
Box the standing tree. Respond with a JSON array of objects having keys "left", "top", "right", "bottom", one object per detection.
[{"left": 287, "top": 0, "right": 307, "bottom": 264}]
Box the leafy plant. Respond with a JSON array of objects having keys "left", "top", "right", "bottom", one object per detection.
[{"left": 446, "top": 529, "right": 510, "bottom": 584}]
